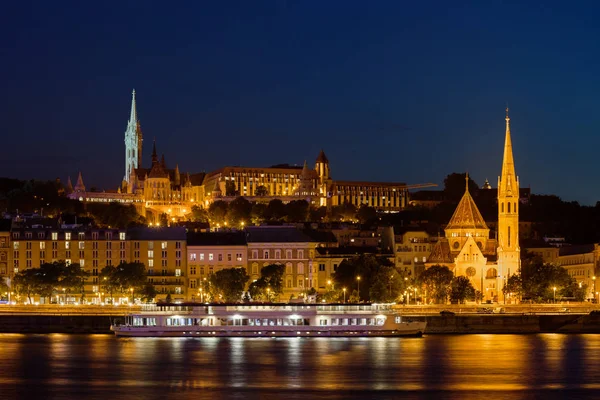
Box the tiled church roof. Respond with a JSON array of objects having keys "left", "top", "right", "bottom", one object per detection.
[
  {"left": 445, "top": 184, "right": 488, "bottom": 230},
  {"left": 427, "top": 239, "right": 454, "bottom": 264}
]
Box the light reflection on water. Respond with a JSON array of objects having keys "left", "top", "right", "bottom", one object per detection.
[{"left": 1, "top": 334, "right": 600, "bottom": 399}]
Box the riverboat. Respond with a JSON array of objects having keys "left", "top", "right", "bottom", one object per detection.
[{"left": 110, "top": 303, "right": 426, "bottom": 337}]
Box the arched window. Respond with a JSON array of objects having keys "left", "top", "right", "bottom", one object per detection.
[
  {"left": 508, "top": 202, "right": 511, "bottom": 213},
  {"left": 514, "top": 202, "right": 517, "bottom": 213},
  {"left": 508, "top": 226, "right": 511, "bottom": 247},
  {"left": 486, "top": 268, "right": 498, "bottom": 279},
  {"left": 501, "top": 203, "right": 504, "bottom": 213}
]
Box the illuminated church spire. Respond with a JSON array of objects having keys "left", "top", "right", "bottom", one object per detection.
[
  {"left": 124, "top": 89, "right": 143, "bottom": 184},
  {"left": 498, "top": 107, "right": 520, "bottom": 288}
]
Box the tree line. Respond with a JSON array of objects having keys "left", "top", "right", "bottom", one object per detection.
[
  {"left": 11, "top": 261, "right": 157, "bottom": 304},
  {"left": 191, "top": 197, "right": 378, "bottom": 226}
]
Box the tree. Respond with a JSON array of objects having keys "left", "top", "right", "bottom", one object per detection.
[
  {"left": 190, "top": 205, "right": 209, "bottom": 223},
  {"left": 165, "top": 293, "right": 172, "bottom": 303},
  {"left": 285, "top": 200, "right": 309, "bottom": 222},
  {"left": 419, "top": 265, "right": 453, "bottom": 304},
  {"left": 503, "top": 274, "right": 523, "bottom": 301},
  {"left": 309, "top": 206, "right": 327, "bottom": 222},
  {"left": 331, "top": 202, "right": 357, "bottom": 221},
  {"left": 443, "top": 173, "right": 479, "bottom": 201},
  {"left": 225, "top": 180, "right": 237, "bottom": 196},
  {"left": 521, "top": 257, "right": 576, "bottom": 302},
  {"left": 248, "top": 264, "right": 285, "bottom": 301},
  {"left": 158, "top": 212, "right": 168, "bottom": 227},
  {"left": 265, "top": 199, "right": 285, "bottom": 221},
  {"left": 114, "top": 262, "right": 148, "bottom": 301},
  {"left": 61, "top": 263, "right": 90, "bottom": 299},
  {"left": 369, "top": 265, "right": 404, "bottom": 303},
  {"left": 208, "top": 200, "right": 229, "bottom": 226},
  {"left": 255, "top": 185, "right": 269, "bottom": 196},
  {"left": 228, "top": 197, "right": 252, "bottom": 225},
  {"left": 13, "top": 269, "right": 41, "bottom": 304},
  {"left": 99, "top": 265, "right": 119, "bottom": 302},
  {"left": 140, "top": 283, "right": 158, "bottom": 303},
  {"left": 208, "top": 268, "right": 249, "bottom": 302},
  {"left": 251, "top": 203, "right": 267, "bottom": 224},
  {"left": 356, "top": 205, "right": 377, "bottom": 224},
  {"left": 333, "top": 254, "right": 396, "bottom": 302},
  {"left": 450, "top": 276, "right": 475, "bottom": 304},
  {"left": 0, "top": 277, "right": 9, "bottom": 298}
]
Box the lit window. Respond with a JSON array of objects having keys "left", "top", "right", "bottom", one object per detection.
[
  {"left": 161, "top": 242, "right": 167, "bottom": 249},
  {"left": 119, "top": 232, "right": 126, "bottom": 240},
  {"left": 51, "top": 232, "right": 58, "bottom": 240},
  {"left": 65, "top": 232, "right": 71, "bottom": 241},
  {"left": 175, "top": 269, "right": 181, "bottom": 277},
  {"left": 200, "top": 254, "right": 205, "bottom": 261},
  {"left": 209, "top": 254, "right": 214, "bottom": 261}
]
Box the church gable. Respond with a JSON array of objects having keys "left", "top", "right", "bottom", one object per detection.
[{"left": 455, "top": 236, "right": 486, "bottom": 265}]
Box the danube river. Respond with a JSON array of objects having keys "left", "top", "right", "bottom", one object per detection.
[{"left": 1, "top": 334, "right": 599, "bottom": 399}]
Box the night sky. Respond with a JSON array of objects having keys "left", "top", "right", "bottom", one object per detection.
[{"left": 3, "top": 1, "right": 600, "bottom": 204}]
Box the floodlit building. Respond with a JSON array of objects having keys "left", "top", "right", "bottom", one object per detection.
[
  {"left": 68, "top": 91, "right": 435, "bottom": 221},
  {"left": 186, "top": 231, "right": 248, "bottom": 301},
  {"left": 426, "top": 109, "right": 520, "bottom": 302}
]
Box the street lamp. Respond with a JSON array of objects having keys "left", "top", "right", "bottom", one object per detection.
[
  {"left": 553, "top": 286, "right": 557, "bottom": 304},
  {"left": 343, "top": 288, "right": 347, "bottom": 303},
  {"left": 389, "top": 275, "right": 394, "bottom": 298},
  {"left": 356, "top": 276, "right": 361, "bottom": 301},
  {"left": 62, "top": 288, "right": 66, "bottom": 304},
  {"left": 327, "top": 280, "right": 332, "bottom": 291},
  {"left": 267, "top": 287, "right": 271, "bottom": 302}
]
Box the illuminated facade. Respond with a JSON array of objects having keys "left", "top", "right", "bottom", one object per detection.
[
  {"left": 497, "top": 109, "right": 521, "bottom": 290},
  {"left": 69, "top": 91, "right": 435, "bottom": 219},
  {"left": 186, "top": 232, "right": 247, "bottom": 301},
  {"left": 8, "top": 227, "right": 186, "bottom": 304}
]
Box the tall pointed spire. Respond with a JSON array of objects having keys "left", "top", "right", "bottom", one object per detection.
[
  {"left": 66, "top": 176, "right": 74, "bottom": 194},
  {"left": 124, "top": 89, "right": 142, "bottom": 184},
  {"left": 74, "top": 172, "right": 86, "bottom": 193},
  {"left": 129, "top": 89, "right": 137, "bottom": 126},
  {"left": 465, "top": 172, "right": 469, "bottom": 193},
  {"left": 499, "top": 107, "right": 517, "bottom": 196},
  {"left": 497, "top": 106, "right": 521, "bottom": 301},
  {"left": 151, "top": 138, "right": 158, "bottom": 165}
]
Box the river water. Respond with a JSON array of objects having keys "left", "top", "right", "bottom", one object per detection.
[{"left": 1, "top": 333, "right": 599, "bottom": 399}]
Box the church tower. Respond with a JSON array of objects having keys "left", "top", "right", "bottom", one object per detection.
[
  {"left": 124, "top": 89, "right": 143, "bottom": 184},
  {"left": 497, "top": 108, "right": 520, "bottom": 289}
]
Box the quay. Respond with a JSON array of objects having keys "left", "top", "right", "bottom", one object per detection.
[{"left": 0, "top": 304, "right": 598, "bottom": 334}]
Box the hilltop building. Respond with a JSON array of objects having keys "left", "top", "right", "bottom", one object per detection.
[{"left": 68, "top": 90, "right": 435, "bottom": 221}]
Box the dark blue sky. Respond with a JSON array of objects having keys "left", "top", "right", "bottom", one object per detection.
[{"left": 2, "top": 1, "right": 600, "bottom": 204}]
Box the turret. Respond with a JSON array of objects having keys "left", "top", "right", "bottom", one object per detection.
[
  {"left": 74, "top": 172, "right": 86, "bottom": 193},
  {"left": 174, "top": 164, "right": 181, "bottom": 186}
]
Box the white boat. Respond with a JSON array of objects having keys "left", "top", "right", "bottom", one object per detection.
[{"left": 110, "top": 303, "right": 427, "bottom": 338}]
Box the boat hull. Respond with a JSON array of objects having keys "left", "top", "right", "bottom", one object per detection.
[{"left": 110, "top": 322, "right": 427, "bottom": 338}]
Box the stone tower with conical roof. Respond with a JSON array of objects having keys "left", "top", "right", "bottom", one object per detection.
[
  {"left": 497, "top": 108, "right": 520, "bottom": 285},
  {"left": 124, "top": 89, "right": 143, "bottom": 185}
]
